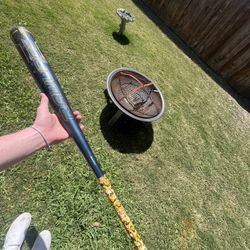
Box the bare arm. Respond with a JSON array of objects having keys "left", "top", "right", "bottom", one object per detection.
[
  {"left": 0, "top": 93, "right": 83, "bottom": 171},
  {"left": 0, "top": 128, "right": 47, "bottom": 170}
]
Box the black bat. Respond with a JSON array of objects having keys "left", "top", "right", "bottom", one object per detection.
[{"left": 10, "top": 26, "right": 146, "bottom": 250}]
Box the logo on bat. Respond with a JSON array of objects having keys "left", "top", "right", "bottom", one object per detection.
[{"left": 18, "top": 36, "right": 75, "bottom": 122}]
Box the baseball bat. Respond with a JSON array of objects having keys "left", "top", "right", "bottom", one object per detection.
[{"left": 10, "top": 26, "right": 146, "bottom": 250}]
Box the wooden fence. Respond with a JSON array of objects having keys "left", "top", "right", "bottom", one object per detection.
[{"left": 140, "top": 0, "right": 250, "bottom": 98}]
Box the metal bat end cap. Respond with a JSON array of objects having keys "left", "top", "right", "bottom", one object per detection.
[{"left": 10, "top": 26, "right": 29, "bottom": 38}]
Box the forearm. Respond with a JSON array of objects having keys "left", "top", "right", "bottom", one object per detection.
[{"left": 0, "top": 127, "right": 47, "bottom": 171}]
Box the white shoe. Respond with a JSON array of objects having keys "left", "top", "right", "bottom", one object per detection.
[
  {"left": 2, "top": 212, "right": 32, "bottom": 250},
  {"left": 31, "top": 230, "right": 51, "bottom": 250}
]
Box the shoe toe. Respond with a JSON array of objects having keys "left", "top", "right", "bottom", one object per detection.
[
  {"left": 3, "top": 212, "right": 32, "bottom": 250},
  {"left": 31, "top": 230, "right": 51, "bottom": 250}
]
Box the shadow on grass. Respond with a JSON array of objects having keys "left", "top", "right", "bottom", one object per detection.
[
  {"left": 99, "top": 90, "right": 153, "bottom": 153},
  {"left": 25, "top": 225, "right": 48, "bottom": 249},
  {"left": 25, "top": 225, "right": 39, "bottom": 249},
  {"left": 112, "top": 31, "right": 130, "bottom": 45},
  {"left": 132, "top": 0, "right": 250, "bottom": 113}
]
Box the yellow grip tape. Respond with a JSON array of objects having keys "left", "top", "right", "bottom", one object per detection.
[{"left": 99, "top": 175, "right": 147, "bottom": 250}]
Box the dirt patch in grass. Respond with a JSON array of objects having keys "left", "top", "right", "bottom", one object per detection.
[{"left": 179, "top": 218, "right": 197, "bottom": 249}]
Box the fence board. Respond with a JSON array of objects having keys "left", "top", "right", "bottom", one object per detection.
[
  {"left": 201, "top": 0, "right": 249, "bottom": 58},
  {"left": 210, "top": 25, "right": 250, "bottom": 72},
  {"left": 171, "top": 0, "right": 193, "bottom": 29},
  {"left": 220, "top": 45, "right": 250, "bottom": 79},
  {"left": 179, "top": 0, "right": 210, "bottom": 42},
  {"left": 192, "top": 0, "right": 233, "bottom": 50},
  {"left": 141, "top": 0, "right": 250, "bottom": 98},
  {"left": 188, "top": 0, "right": 225, "bottom": 46}
]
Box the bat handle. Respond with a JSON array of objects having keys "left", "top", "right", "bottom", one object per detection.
[{"left": 99, "top": 175, "right": 147, "bottom": 250}]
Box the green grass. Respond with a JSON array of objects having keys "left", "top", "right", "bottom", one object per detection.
[{"left": 0, "top": 0, "right": 249, "bottom": 249}]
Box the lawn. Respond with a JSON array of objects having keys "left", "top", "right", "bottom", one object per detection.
[{"left": 0, "top": 0, "right": 249, "bottom": 249}]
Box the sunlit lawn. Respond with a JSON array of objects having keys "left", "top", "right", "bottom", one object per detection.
[{"left": 0, "top": 1, "right": 249, "bottom": 249}]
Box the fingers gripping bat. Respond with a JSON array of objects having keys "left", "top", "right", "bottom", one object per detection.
[{"left": 10, "top": 26, "right": 147, "bottom": 250}]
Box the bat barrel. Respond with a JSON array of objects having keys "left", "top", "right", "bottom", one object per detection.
[{"left": 10, "top": 26, "right": 104, "bottom": 178}]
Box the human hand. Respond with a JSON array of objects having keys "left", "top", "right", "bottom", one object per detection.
[{"left": 33, "top": 93, "right": 84, "bottom": 145}]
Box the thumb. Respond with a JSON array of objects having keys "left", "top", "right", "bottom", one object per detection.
[{"left": 38, "top": 93, "right": 49, "bottom": 111}]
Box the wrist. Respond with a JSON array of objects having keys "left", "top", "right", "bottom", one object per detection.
[{"left": 29, "top": 126, "right": 51, "bottom": 149}]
